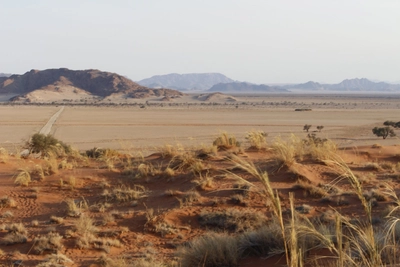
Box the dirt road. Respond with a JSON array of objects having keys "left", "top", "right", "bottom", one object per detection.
[{"left": 39, "top": 106, "right": 64, "bottom": 135}]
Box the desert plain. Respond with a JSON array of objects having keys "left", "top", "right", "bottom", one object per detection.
[
  {"left": 1, "top": 93, "right": 400, "bottom": 152},
  {"left": 0, "top": 93, "right": 400, "bottom": 266}
]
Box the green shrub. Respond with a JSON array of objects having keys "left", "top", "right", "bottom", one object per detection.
[{"left": 29, "top": 133, "right": 71, "bottom": 157}]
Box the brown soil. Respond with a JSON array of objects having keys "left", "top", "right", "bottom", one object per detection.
[{"left": 0, "top": 142, "right": 399, "bottom": 266}]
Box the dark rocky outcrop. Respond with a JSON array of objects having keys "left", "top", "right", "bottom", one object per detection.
[{"left": 0, "top": 68, "right": 183, "bottom": 100}]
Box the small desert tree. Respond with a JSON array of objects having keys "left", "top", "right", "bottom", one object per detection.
[
  {"left": 372, "top": 126, "right": 396, "bottom": 139},
  {"left": 316, "top": 125, "right": 324, "bottom": 132},
  {"left": 303, "top": 124, "right": 312, "bottom": 132}
]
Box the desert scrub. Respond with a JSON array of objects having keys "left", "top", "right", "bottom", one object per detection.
[
  {"left": 14, "top": 168, "right": 31, "bottom": 186},
  {"left": 245, "top": 130, "right": 267, "bottom": 149},
  {"left": 1, "top": 223, "right": 28, "bottom": 245},
  {"left": 34, "top": 232, "right": 63, "bottom": 254},
  {"left": 0, "top": 196, "right": 17, "bottom": 208},
  {"left": 0, "top": 147, "right": 9, "bottom": 163},
  {"left": 102, "top": 185, "right": 147, "bottom": 203},
  {"left": 271, "top": 135, "right": 304, "bottom": 168},
  {"left": 178, "top": 232, "right": 239, "bottom": 267},
  {"left": 170, "top": 152, "right": 205, "bottom": 173},
  {"left": 65, "top": 198, "right": 88, "bottom": 217},
  {"left": 85, "top": 147, "right": 121, "bottom": 164},
  {"left": 198, "top": 208, "right": 267, "bottom": 232},
  {"left": 213, "top": 132, "right": 240, "bottom": 150}
]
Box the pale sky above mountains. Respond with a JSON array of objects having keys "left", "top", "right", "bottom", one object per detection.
[{"left": 1, "top": 0, "right": 399, "bottom": 84}]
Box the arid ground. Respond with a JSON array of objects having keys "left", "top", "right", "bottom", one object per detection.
[
  {"left": 0, "top": 94, "right": 400, "bottom": 266},
  {"left": 1, "top": 94, "right": 399, "bottom": 153}
]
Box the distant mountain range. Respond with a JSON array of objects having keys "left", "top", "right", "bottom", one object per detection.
[
  {"left": 137, "top": 73, "right": 234, "bottom": 91},
  {"left": 284, "top": 78, "right": 400, "bottom": 91},
  {"left": 2, "top": 70, "right": 400, "bottom": 98},
  {"left": 0, "top": 68, "right": 182, "bottom": 102},
  {"left": 138, "top": 73, "right": 400, "bottom": 92},
  {"left": 209, "top": 82, "right": 289, "bottom": 92}
]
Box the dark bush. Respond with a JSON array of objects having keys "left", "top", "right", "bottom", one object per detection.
[
  {"left": 29, "top": 133, "right": 71, "bottom": 157},
  {"left": 372, "top": 127, "right": 396, "bottom": 139}
]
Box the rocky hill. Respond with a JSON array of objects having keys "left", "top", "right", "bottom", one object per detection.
[
  {"left": 137, "top": 73, "right": 234, "bottom": 91},
  {"left": 0, "top": 73, "right": 11, "bottom": 77},
  {"left": 0, "top": 68, "right": 183, "bottom": 102},
  {"left": 208, "top": 82, "right": 289, "bottom": 93},
  {"left": 285, "top": 78, "right": 400, "bottom": 91}
]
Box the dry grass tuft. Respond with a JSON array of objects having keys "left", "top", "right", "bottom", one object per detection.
[
  {"left": 103, "top": 185, "right": 147, "bottom": 203},
  {"left": 1, "top": 223, "right": 28, "bottom": 245},
  {"left": 37, "top": 253, "right": 74, "bottom": 266},
  {"left": 213, "top": 132, "right": 240, "bottom": 150},
  {"left": 14, "top": 168, "right": 31, "bottom": 186},
  {"left": 178, "top": 232, "right": 239, "bottom": 267},
  {"left": 50, "top": 216, "right": 64, "bottom": 224},
  {"left": 0, "top": 196, "right": 17, "bottom": 208},
  {"left": 271, "top": 135, "right": 303, "bottom": 168},
  {"left": 65, "top": 198, "right": 88, "bottom": 217},
  {"left": 199, "top": 208, "right": 267, "bottom": 232},
  {"left": 0, "top": 147, "right": 9, "bottom": 163},
  {"left": 34, "top": 232, "right": 63, "bottom": 254},
  {"left": 245, "top": 130, "right": 268, "bottom": 149},
  {"left": 292, "top": 181, "right": 329, "bottom": 198}
]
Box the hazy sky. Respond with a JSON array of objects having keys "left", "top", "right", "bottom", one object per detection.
[{"left": 1, "top": 0, "right": 399, "bottom": 84}]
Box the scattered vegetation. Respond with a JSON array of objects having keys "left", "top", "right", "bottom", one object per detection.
[{"left": 3, "top": 130, "right": 400, "bottom": 266}]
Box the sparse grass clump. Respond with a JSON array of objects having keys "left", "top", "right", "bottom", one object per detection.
[
  {"left": 34, "top": 232, "right": 63, "bottom": 254},
  {"left": 170, "top": 152, "right": 205, "bottom": 173},
  {"left": 0, "top": 196, "right": 17, "bottom": 208},
  {"left": 14, "top": 168, "right": 31, "bottom": 186},
  {"left": 178, "top": 191, "right": 201, "bottom": 207},
  {"left": 74, "top": 215, "right": 98, "bottom": 236},
  {"left": 213, "top": 132, "right": 240, "bottom": 150},
  {"left": 292, "top": 181, "right": 329, "bottom": 198},
  {"left": 43, "top": 158, "right": 59, "bottom": 175},
  {"left": 50, "top": 216, "right": 64, "bottom": 224},
  {"left": 178, "top": 232, "right": 239, "bottom": 267},
  {"left": 1, "top": 223, "right": 28, "bottom": 245},
  {"left": 194, "top": 173, "right": 214, "bottom": 190},
  {"left": 103, "top": 185, "right": 147, "bottom": 203},
  {"left": 245, "top": 130, "right": 267, "bottom": 149},
  {"left": 65, "top": 198, "right": 88, "bottom": 217},
  {"left": 271, "top": 135, "right": 303, "bottom": 168},
  {"left": 364, "top": 162, "right": 382, "bottom": 171},
  {"left": 1, "top": 211, "right": 14, "bottom": 218},
  {"left": 37, "top": 253, "right": 74, "bottom": 266},
  {"left": 85, "top": 147, "right": 121, "bottom": 159},
  {"left": 0, "top": 147, "right": 9, "bottom": 163},
  {"left": 238, "top": 221, "right": 285, "bottom": 257},
  {"left": 199, "top": 208, "right": 267, "bottom": 232}
]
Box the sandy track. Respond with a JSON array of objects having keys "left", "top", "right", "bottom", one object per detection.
[{"left": 39, "top": 106, "right": 64, "bottom": 135}]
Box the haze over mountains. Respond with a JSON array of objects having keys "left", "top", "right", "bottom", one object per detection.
[
  {"left": 285, "top": 78, "right": 400, "bottom": 91},
  {"left": 137, "top": 73, "right": 234, "bottom": 91},
  {"left": 209, "top": 82, "right": 289, "bottom": 93},
  {"left": 138, "top": 73, "right": 400, "bottom": 92}
]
